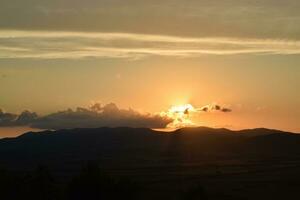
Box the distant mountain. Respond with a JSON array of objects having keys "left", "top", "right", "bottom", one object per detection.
[{"left": 0, "top": 127, "right": 299, "bottom": 172}]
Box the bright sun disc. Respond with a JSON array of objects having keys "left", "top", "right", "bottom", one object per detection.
[{"left": 169, "top": 104, "right": 195, "bottom": 114}]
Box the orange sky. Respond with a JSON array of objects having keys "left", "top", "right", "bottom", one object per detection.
[{"left": 0, "top": 1, "right": 300, "bottom": 134}]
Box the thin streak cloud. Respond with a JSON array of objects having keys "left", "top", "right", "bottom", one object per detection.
[{"left": 1, "top": 30, "right": 300, "bottom": 59}]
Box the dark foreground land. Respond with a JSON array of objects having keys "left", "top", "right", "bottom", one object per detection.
[{"left": 1, "top": 127, "right": 300, "bottom": 199}]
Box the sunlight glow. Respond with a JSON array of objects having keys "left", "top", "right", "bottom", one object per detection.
[{"left": 161, "top": 104, "right": 197, "bottom": 128}]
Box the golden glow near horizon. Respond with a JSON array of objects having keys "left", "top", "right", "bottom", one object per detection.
[{"left": 0, "top": 65, "right": 299, "bottom": 133}]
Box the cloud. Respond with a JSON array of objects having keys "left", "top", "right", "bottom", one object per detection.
[
  {"left": 16, "top": 110, "right": 38, "bottom": 125},
  {"left": 0, "top": 109, "right": 38, "bottom": 126},
  {"left": 198, "top": 103, "right": 232, "bottom": 113},
  {"left": 200, "top": 107, "right": 209, "bottom": 112},
  {"left": 32, "top": 103, "right": 172, "bottom": 129},
  {"left": 0, "top": 102, "right": 233, "bottom": 130},
  {"left": 1, "top": 0, "right": 300, "bottom": 40},
  {"left": 221, "top": 108, "right": 232, "bottom": 113},
  {"left": 1, "top": 30, "right": 300, "bottom": 60},
  {"left": 0, "top": 103, "right": 172, "bottom": 130},
  {"left": 160, "top": 103, "right": 232, "bottom": 129},
  {"left": 0, "top": 109, "right": 18, "bottom": 126},
  {"left": 0, "top": 102, "right": 232, "bottom": 130}
]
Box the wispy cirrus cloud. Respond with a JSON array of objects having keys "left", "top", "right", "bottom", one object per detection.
[{"left": 1, "top": 30, "right": 300, "bottom": 59}]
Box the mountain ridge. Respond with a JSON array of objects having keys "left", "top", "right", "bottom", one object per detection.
[
  {"left": 8, "top": 126, "right": 299, "bottom": 140},
  {"left": 0, "top": 126, "right": 300, "bottom": 173}
]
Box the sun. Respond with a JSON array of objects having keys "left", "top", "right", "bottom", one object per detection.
[
  {"left": 168, "top": 104, "right": 195, "bottom": 114},
  {"left": 161, "top": 104, "right": 197, "bottom": 128}
]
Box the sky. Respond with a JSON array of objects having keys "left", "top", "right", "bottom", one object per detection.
[{"left": 0, "top": 0, "right": 300, "bottom": 134}]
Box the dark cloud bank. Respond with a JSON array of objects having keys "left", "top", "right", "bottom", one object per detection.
[
  {"left": 0, "top": 103, "right": 172, "bottom": 130},
  {"left": 0, "top": 109, "right": 38, "bottom": 126}
]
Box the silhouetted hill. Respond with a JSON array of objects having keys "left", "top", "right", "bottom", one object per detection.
[
  {"left": 2, "top": 127, "right": 300, "bottom": 199},
  {"left": 0, "top": 127, "right": 299, "bottom": 171}
]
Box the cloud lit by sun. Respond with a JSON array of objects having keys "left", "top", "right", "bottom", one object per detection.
[
  {"left": 160, "top": 103, "right": 233, "bottom": 129},
  {"left": 161, "top": 104, "right": 197, "bottom": 128}
]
